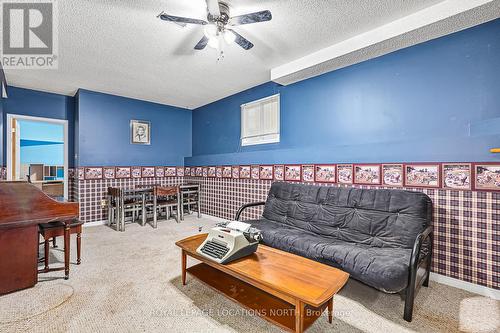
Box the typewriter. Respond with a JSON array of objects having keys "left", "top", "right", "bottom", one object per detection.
[{"left": 196, "top": 221, "right": 262, "bottom": 264}]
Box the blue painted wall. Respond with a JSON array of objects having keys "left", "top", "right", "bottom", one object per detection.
[
  {"left": 77, "top": 90, "right": 192, "bottom": 166},
  {"left": 1, "top": 86, "right": 76, "bottom": 166},
  {"left": 187, "top": 19, "right": 500, "bottom": 166}
]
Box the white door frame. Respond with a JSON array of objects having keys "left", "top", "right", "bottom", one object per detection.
[{"left": 6, "top": 114, "right": 69, "bottom": 200}]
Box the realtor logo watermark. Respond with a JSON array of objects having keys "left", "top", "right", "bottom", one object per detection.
[{"left": 1, "top": 0, "right": 58, "bottom": 69}]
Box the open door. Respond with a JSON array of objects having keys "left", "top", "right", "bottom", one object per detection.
[{"left": 6, "top": 114, "right": 69, "bottom": 200}]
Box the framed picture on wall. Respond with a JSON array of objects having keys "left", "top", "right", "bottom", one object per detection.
[
  {"left": 315, "top": 165, "right": 336, "bottom": 183},
  {"left": 405, "top": 164, "right": 440, "bottom": 188},
  {"left": 443, "top": 163, "right": 471, "bottom": 190},
  {"left": 382, "top": 164, "right": 403, "bottom": 187},
  {"left": 274, "top": 165, "right": 284, "bottom": 181},
  {"left": 354, "top": 164, "right": 381, "bottom": 185},
  {"left": 337, "top": 164, "right": 353, "bottom": 184},
  {"left": 130, "top": 120, "right": 150, "bottom": 145},
  {"left": 260, "top": 165, "right": 273, "bottom": 180},
  {"left": 301, "top": 165, "right": 315, "bottom": 182},
  {"left": 284, "top": 165, "right": 301, "bottom": 182},
  {"left": 474, "top": 164, "right": 500, "bottom": 191}
]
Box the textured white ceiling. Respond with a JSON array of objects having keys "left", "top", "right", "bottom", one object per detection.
[{"left": 5, "top": 0, "right": 451, "bottom": 109}]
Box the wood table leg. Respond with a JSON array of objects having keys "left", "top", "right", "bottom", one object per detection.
[
  {"left": 76, "top": 233, "right": 81, "bottom": 265},
  {"left": 295, "top": 299, "right": 304, "bottom": 333},
  {"left": 328, "top": 297, "right": 333, "bottom": 324},
  {"left": 44, "top": 239, "right": 50, "bottom": 271},
  {"left": 181, "top": 249, "right": 187, "bottom": 286},
  {"left": 64, "top": 223, "right": 70, "bottom": 280}
]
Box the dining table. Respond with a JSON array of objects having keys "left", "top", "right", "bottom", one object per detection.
[{"left": 116, "top": 183, "right": 201, "bottom": 228}]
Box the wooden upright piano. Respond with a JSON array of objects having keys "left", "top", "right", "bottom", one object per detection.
[{"left": 0, "top": 182, "right": 79, "bottom": 294}]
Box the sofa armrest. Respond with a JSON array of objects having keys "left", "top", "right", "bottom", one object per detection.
[
  {"left": 404, "top": 225, "right": 433, "bottom": 321},
  {"left": 235, "top": 201, "right": 266, "bottom": 221},
  {"left": 410, "top": 226, "right": 433, "bottom": 268}
]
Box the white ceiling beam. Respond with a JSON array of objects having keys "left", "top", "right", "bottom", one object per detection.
[{"left": 271, "top": 0, "right": 500, "bottom": 85}]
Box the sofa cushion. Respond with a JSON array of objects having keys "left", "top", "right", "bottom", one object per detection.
[
  {"left": 249, "top": 218, "right": 411, "bottom": 293},
  {"left": 262, "top": 182, "right": 431, "bottom": 249}
]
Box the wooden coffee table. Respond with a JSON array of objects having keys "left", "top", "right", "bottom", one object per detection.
[{"left": 176, "top": 234, "right": 349, "bottom": 333}]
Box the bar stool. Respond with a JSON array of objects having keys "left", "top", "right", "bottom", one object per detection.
[{"left": 38, "top": 220, "right": 83, "bottom": 278}]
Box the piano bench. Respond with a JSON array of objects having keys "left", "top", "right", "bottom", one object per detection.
[{"left": 38, "top": 221, "right": 83, "bottom": 276}]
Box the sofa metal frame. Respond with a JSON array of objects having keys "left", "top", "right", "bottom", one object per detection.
[{"left": 235, "top": 201, "right": 433, "bottom": 322}]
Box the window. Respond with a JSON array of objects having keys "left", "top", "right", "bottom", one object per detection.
[{"left": 241, "top": 94, "right": 280, "bottom": 146}]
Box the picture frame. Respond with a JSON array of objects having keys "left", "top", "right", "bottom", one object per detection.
[
  {"left": 216, "top": 166, "right": 223, "bottom": 178},
  {"left": 208, "top": 166, "right": 216, "bottom": 177},
  {"left": 474, "top": 163, "right": 500, "bottom": 191},
  {"left": 251, "top": 165, "right": 260, "bottom": 180},
  {"left": 284, "top": 165, "right": 301, "bottom": 182},
  {"left": 103, "top": 167, "right": 115, "bottom": 179},
  {"left": 274, "top": 165, "right": 284, "bottom": 181},
  {"left": 301, "top": 165, "right": 315, "bottom": 182},
  {"left": 142, "top": 167, "right": 155, "bottom": 178},
  {"left": 382, "top": 164, "right": 403, "bottom": 187},
  {"left": 130, "top": 120, "right": 150, "bottom": 145},
  {"left": 404, "top": 164, "right": 440, "bottom": 188},
  {"left": 85, "top": 167, "right": 103, "bottom": 180},
  {"left": 315, "top": 165, "right": 336, "bottom": 183},
  {"left": 259, "top": 165, "right": 274, "bottom": 180},
  {"left": 165, "top": 167, "right": 176, "bottom": 177},
  {"left": 176, "top": 167, "right": 185, "bottom": 177},
  {"left": 222, "top": 166, "right": 232, "bottom": 178},
  {"left": 354, "top": 164, "right": 381, "bottom": 185},
  {"left": 155, "top": 166, "right": 165, "bottom": 178},
  {"left": 239, "top": 166, "right": 251, "bottom": 179},
  {"left": 203, "top": 167, "right": 208, "bottom": 178},
  {"left": 337, "top": 164, "right": 353, "bottom": 184},
  {"left": 195, "top": 167, "right": 203, "bottom": 177},
  {"left": 131, "top": 167, "right": 142, "bottom": 178},
  {"left": 115, "top": 167, "right": 131, "bottom": 179},
  {"left": 232, "top": 166, "right": 240, "bottom": 179},
  {"left": 442, "top": 163, "right": 471, "bottom": 190}
]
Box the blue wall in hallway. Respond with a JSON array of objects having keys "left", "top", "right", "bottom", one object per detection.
[
  {"left": 1, "top": 86, "right": 76, "bottom": 167},
  {"left": 77, "top": 90, "right": 192, "bottom": 166},
  {"left": 187, "top": 19, "right": 500, "bottom": 166}
]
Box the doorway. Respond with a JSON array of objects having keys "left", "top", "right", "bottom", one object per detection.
[{"left": 6, "top": 114, "right": 69, "bottom": 200}]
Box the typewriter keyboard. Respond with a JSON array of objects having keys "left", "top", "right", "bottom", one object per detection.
[{"left": 200, "top": 240, "right": 230, "bottom": 259}]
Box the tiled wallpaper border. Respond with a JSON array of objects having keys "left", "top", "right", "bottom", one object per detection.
[{"left": 74, "top": 162, "right": 500, "bottom": 192}]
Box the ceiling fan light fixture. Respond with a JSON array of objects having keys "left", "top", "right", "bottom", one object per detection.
[
  {"left": 204, "top": 24, "right": 217, "bottom": 38},
  {"left": 223, "top": 30, "right": 236, "bottom": 44},
  {"left": 207, "top": 37, "right": 220, "bottom": 49}
]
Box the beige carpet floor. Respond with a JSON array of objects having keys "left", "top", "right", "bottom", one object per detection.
[{"left": 0, "top": 216, "right": 498, "bottom": 333}]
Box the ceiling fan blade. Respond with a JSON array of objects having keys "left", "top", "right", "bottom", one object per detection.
[
  {"left": 194, "top": 36, "right": 209, "bottom": 50},
  {"left": 229, "top": 30, "right": 254, "bottom": 50},
  {"left": 229, "top": 10, "right": 272, "bottom": 26},
  {"left": 206, "top": 0, "right": 220, "bottom": 16},
  {"left": 159, "top": 13, "right": 207, "bottom": 25}
]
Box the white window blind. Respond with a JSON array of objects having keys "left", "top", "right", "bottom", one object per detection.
[{"left": 241, "top": 94, "right": 280, "bottom": 146}]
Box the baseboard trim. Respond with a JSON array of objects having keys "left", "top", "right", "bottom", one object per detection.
[
  {"left": 429, "top": 272, "right": 499, "bottom": 300},
  {"left": 83, "top": 220, "right": 106, "bottom": 227},
  {"left": 202, "top": 214, "right": 500, "bottom": 300}
]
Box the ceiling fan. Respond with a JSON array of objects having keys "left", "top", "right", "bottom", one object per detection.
[{"left": 158, "top": 0, "right": 272, "bottom": 54}]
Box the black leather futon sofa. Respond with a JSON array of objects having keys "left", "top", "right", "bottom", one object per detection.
[{"left": 236, "top": 182, "right": 433, "bottom": 321}]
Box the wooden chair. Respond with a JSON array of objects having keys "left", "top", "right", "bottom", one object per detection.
[
  {"left": 38, "top": 220, "right": 83, "bottom": 276},
  {"left": 151, "top": 186, "right": 180, "bottom": 228}
]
